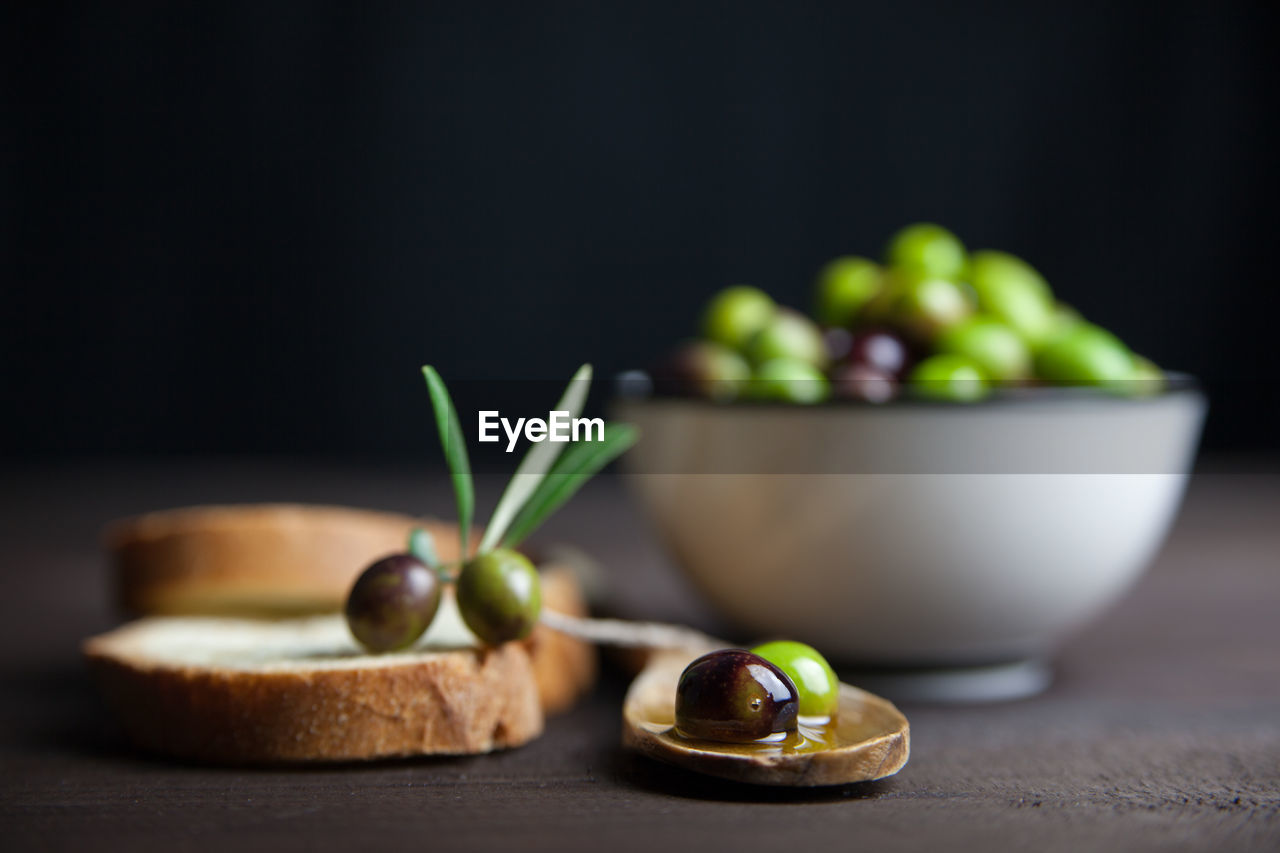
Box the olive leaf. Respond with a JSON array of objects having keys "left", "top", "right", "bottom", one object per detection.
[
  {"left": 477, "top": 364, "right": 592, "bottom": 553},
  {"left": 499, "top": 422, "right": 638, "bottom": 549},
  {"left": 407, "top": 527, "right": 441, "bottom": 569},
  {"left": 421, "top": 366, "right": 474, "bottom": 558}
]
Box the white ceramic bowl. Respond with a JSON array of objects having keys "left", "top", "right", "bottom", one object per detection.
[{"left": 615, "top": 382, "right": 1205, "bottom": 695}]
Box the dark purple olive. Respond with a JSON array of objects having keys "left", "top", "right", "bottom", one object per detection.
[
  {"left": 651, "top": 341, "right": 751, "bottom": 401},
  {"left": 847, "top": 327, "right": 912, "bottom": 378},
  {"left": 822, "top": 327, "right": 854, "bottom": 363},
  {"left": 675, "top": 649, "right": 799, "bottom": 743},
  {"left": 832, "top": 363, "right": 898, "bottom": 404},
  {"left": 345, "top": 553, "right": 442, "bottom": 653}
]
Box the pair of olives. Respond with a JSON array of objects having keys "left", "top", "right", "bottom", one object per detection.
[
  {"left": 651, "top": 223, "right": 1162, "bottom": 404},
  {"left": 674, "top": 641, "right": 840, "bottom": 744},
  {"left": 656, "top": 290, "right": 832, "bottom": 404},
  {"left": 345, "top": 548, "right": 542, "bottom": 653}
]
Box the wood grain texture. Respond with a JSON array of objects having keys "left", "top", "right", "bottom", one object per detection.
[{"left": 0, "top": 461, "right": 1277, "bottom": 852}]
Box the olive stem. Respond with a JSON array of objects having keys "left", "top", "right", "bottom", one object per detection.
[
  {"left": 539, "top": 608, "right": 724, "bottom": 650},
  {"left": 434, "top": 561, "right": 462, "bottom": 584}
]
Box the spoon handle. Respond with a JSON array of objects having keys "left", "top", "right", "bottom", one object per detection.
[{"left": 540, "top": 609, "right": 723, "bottom": 651}]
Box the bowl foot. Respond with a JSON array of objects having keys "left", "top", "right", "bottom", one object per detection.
[{"left": 840, "top": 658, "right": 1052, "bottom": 704}]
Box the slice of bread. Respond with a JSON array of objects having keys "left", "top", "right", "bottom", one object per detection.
[
  {"left": 105, "top": 504, "right": 596, "bottom": 713},
  {"left": 106, "top": 504, "right": 446, "bottom": 615},
  {"left": 523, "top": 564, "right": 597, "bottom": 714},
  {"left": 84, "top": 598, "right": 544, "bottom": 763}
]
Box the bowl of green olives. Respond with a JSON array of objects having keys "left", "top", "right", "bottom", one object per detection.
[{"left": 616, "top": 224, "right": 1206, "bottom": 699}]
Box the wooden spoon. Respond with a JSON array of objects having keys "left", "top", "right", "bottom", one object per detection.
[
  {"left": 540, "top": 611, "right": 910, "bottom": 787},
  {"left": 621, "top": 648, "right": 910, "bottom": 787}
]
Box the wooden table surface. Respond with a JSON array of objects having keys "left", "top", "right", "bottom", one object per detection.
[{"left": 1, "top": 460, "right": 1277, "bottom": 852}]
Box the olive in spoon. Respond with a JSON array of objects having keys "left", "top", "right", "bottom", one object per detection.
[{"left": 541, "top": 611, "right": 910, "bottom": 787}]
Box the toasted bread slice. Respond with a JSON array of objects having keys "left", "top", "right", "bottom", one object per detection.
[
  {"left": 523, "top": 564, "right": 597, "bottom": 713},
  {"left": 84, "top": 598, "right": 544, "bottom": 763},
  {"left": 105, "top": 504, "right": 596, "bottom": 713},
  {"left": 106, "top": 504, "right": 446, "bottom": 615}
]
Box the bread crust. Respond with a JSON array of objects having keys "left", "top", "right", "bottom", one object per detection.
[
  {"left": 527, "top": 566, "right": 598, "bottom": 714},
  {"left": 84, "top": 622, "right": 544, "bottom": 763},
  {"left": 105, "top": 504, "right": 596, "bottom": 713},
  {"left": 107, "top": 504, "right": 444, "bottom": 615}
]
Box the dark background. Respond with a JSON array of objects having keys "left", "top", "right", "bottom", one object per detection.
[{"left": 4, "top": 1, "right": 1278, "bottom": 458}]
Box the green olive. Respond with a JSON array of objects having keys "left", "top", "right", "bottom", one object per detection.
[
  {"left": 749, "top": 640, "right": 840, "bottom": 720},
  {"left": 455, "top": 548, "right": 542, "bottom": 646},
  {"left": 888, "top": 271, "right": 974, "bottom": 342},
  {"left": 1050, "top": 303, "right": 1084, "bottom": 337},
  {"left": 748, "top": 358, "right": 830, "bottom": 404},
  {"left": 935, "top": 317, "right": 1032, "bottom": 382},
  {"left": 652, "top": 340, "right": 751, "bottom": 401},
  {"left": 969, "top": 250, "right": 1056, "bottom": 344},
  {"left": 345, "top": 553, "right": 442, "bottom": 653},
  {"left": 675, "top": 649, "right": 799, "bottom": 743},
  {"left": 814, "top": 256, "right": 884, "bottom": 327},
  {"left": 857, "top": 269, "right": 907, "bottom": 326},
  {"left": 746, "top": 309, "right": 829, "bottom": 368},
  {"left": 1033, "top": 323, "right": 1136, "bottom": 386},
  {"left": 1125, "top": 356, "right": 1166, "bottom": 397},
  {"left": 885, "top": 223, "right": 968, "bottom": 279},
  {"left": 702, "top": 286, "right": 776, "bottom": 352},
  {"left": 908, "top": 353, "right": 990, "bottom": 402}
]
